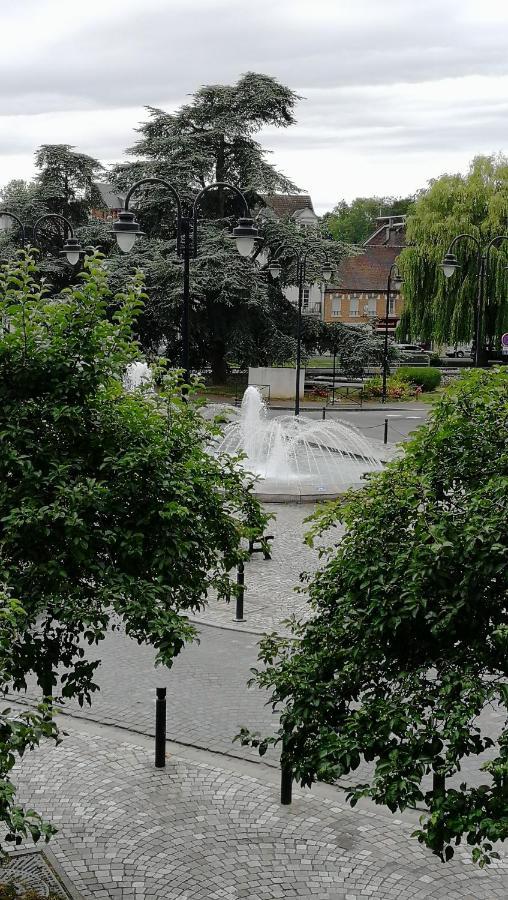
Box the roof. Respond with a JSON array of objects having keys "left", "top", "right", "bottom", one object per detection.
[
  {"left": 328, "top": 245, "right": 402, "bottom": 292},
  {"left": 259, "top": 193, "right": 315, "bottom": 219},
  {"left": 93, "top": 181, "right": 125, "bottom": 210},
  {"left": 364, "top": 215, "right": 406, "bottom": 247}
]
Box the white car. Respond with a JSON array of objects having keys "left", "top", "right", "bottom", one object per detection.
[{"left": 445, "top": 344, "right": 472, "bottom": 359}]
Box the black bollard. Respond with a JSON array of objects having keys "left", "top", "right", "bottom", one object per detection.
[
  {"left": 280, "top": 733, "right": 292, "bottom": 805},
  {"left": 155, "top": 687, "right": 167, "bottom": 768},
  {"left": 383, "top": 417, "right": 389, "bottom": 445},
  {"left": 322, "top": 406, "right": 326, "bottom": 421},
  {"left": 235, "top": 561, "right": 245, "bottom": 622},
  {"left": 280, "top": 762, "right": 292, "bottom": 805}
]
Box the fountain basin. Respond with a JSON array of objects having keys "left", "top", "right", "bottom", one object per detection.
[{"left": 212, "top": 386, "right": 389, "bottom": 502}]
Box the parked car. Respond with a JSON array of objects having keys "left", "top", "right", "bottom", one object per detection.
[
  {"left": 445, "top": 344, "right": 472, "bottom": 358},
  {"left": 393, "top": 343, "right": 426, "bottom": 354}
]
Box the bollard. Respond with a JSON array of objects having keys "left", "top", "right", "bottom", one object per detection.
[
  {"left": 322, "top": 406, "right": 326, "bottom": 421},
  {"left": 155, "top": 687, "right": 167, "bottom": 768},
  {"left": 235, "top": 561, "right": 245, "bottom": 622},
  {"left": 280, "top": 733, "right": 292, "bottom": 805},
  {"left": 383, "top": 417, "right": 389, "bottom": 445}
]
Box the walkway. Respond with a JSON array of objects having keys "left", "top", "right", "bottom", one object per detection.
[{"left": 12, "top": 718, "right": 508, "bottom": 900}]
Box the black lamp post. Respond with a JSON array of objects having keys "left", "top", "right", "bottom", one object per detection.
[
  {"left": 381, "top": 263, "right": 403, "bottom": 404},
  {"left": 111, "top": 178, "right": 258, "bottom": 383},
  {"left": 0, "top": 209, "right": 85, "bottom": 265},
  {"left": 441, "top": 234, "right": 508, "bottom": 367},
  {"left": 269, "top": 251, "right": 332, "bottom": 416}
]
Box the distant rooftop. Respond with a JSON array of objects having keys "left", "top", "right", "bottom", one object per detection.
[
  {"left": 364, "top": 215, "right": 406, "bottom": 247},
  {"left": 259, "top": 193, "right": 315, "bottom": 219},
  {"left": 93, "top": 182, "right": 125, "bottom": 210}
]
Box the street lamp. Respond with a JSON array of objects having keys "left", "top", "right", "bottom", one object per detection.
[
  {"left": 381, "top": 263, "right": 403, "bottom": 404},
  {"left": 0, "top": 210, "right": 26, "bottom": 247},
  {"left": 269, "top": 250, "right": 332, "bottom": 415},
  {"left": 33, "top": 214, "right": 85, "bottom": 266},
  {"left": 441, "top": 234, "right": 508, "bottom": 367},
  {"left": 111, "top": 178, "right": 258, "bottom": 383}
]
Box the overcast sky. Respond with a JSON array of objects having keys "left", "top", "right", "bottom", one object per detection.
[{"left": 1, "top": 0, "right": 507, "bottom": 213}]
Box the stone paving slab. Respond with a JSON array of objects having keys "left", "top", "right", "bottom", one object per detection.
[{"left": 12, "top": 726, "right": 508, "bottom": 899}]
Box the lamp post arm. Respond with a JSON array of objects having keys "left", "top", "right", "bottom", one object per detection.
[
  {"left": 446, "top": 233, "right": 482, "bottom": 271},
  {"left": 191, "top": 181, "right": 250, "bottom": 257},
  {"left": 485, "top": 234, "right": 508, "bottom": 267},
  {"left": 124, "top": 177, "right": 183, "bottom": 254},
  {"left": 33, "top": 213, "right": 74, "bottom": 244},
  {"left": 0, "top": 210, "right": 26, "bottom": 246}
]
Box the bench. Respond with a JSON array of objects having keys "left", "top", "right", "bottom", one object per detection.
[{"left": 248, "top": 534, "right": 274, "bottom": 560}]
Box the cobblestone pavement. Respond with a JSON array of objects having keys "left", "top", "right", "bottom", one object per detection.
[
  {"left": 196, "top": 502, "right": 343, "bottom": 634},
  {"left": 13, "top": 724, "right": 508, "bottom": 899},
  {"left": 19, "top": 623, "right": 505, "bottom": 789}
]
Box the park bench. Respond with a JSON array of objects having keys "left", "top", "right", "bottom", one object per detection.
[{"left": 248, "top": 534, "right": 274, "bottom": 560}]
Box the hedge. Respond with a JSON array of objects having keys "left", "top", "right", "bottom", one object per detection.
[{"left": 396, "top": 366, "right": 441, "bottom": 391}]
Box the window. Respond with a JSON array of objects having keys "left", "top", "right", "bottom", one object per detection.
[
  {"left": 388, "top": 297, "right": 395, "bottom": 315},
  {"left": 350, "top": 297, "right": 359, "bottom": 317},
  {"left": 366, "top": 296, "right": 377, "bottom": 316},
  {"left": 303, "top": 287, "right": 310, "bottom": 309},
  {"left": 331, "top": 295, "right": 341, "bottom": 318}
]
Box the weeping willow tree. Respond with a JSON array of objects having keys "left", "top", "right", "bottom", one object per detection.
[{"left": 398, "top": 155, "right": 508, "bottom": 350}]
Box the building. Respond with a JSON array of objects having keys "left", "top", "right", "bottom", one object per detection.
[
  {"left": 323, "top": 215, "right": 406, "bottom": 334},
  {"left": 258, "top": 193, "right": 324, "bottom": 317},
  {"left": 90, "top": 182, "right": 125, "bottom": 221}
]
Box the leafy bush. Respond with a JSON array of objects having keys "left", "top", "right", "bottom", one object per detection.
[
  {"left": 396, "top": 366, "right": 441, "bottom": 391},
  {"left": 240, "top": 368, "right": 508, "bottom": 866},
  {"left": 0, "top": 250, "right": 266, "bottom": 848},
  {"left": 362, "top": 375, "right": 421, "bottom": 401}
]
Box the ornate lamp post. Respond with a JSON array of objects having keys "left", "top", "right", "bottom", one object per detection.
[
  {"left": 441, "top": 234, "right": 508, "bottom": 367},
  {"left": 0, "top": 211, "right": 26, "bottom": 246},
  {"left": 111, "top": 178, "right": 258, "bottom": 383},
  {"left": 0, "top": 209, "right": 85, "bottom": 265},
  {"left": 381, "top": 263, "right": 403, "bottom": 404},
  {"left": 269, "top": 251, "right": 332, "bottom": 416}
]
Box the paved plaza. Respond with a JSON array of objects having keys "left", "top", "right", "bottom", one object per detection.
[
  {"left": 10, "top": 401, "right": 507, "bottom": 896},
  {"left": 11, "top": 720, "right": 508, "bottom": 899}
]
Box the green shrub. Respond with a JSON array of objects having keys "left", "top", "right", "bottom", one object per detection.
[
  {"left": 362, "top": 375, "right": 421, "bottom": 401},
  {"left": 396, "top": 366, "right": 441, "bottom": 391}
]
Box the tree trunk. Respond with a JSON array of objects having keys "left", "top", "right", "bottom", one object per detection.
[
  {"left": 216, "top": 134, "right": 225, "bottom": 218},
  {"left": 38, "top": 663, "right": 54, "bottom": 722},
  {"left": 210, "top": 341, "right": 228, "bottom": 385}
]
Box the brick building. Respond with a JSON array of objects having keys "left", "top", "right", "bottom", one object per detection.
[{"left": 323, "top": 215, "right": 406, "bottom": 334}]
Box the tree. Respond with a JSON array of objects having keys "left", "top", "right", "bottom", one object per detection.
[
  {"left": 0, "top": 249, "right": 266, "bottom": 710},
  {"left": 398, "top": 154, "right": 508, "bottom": 349},
  {"left": 107, "top": 74, "right": 350, "bottom": 380},
  {"left": 113, "top": 72, "right": 300, "bottom": 220},
  {"left": 323, "top": 195, "right": 414, "bottom": 245},
  {"left": 34, "top": 144, "right": 104, "bottom": 227},
  {"left": 239, "top": 368, "right": 508, "bottom": 866},
  {"left": 319, "top": 321, "right": 390, "bottom": 377}
]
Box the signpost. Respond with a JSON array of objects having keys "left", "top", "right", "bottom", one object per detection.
[{"left": 502, "top": 333, "right": 508, "bottom": 356}]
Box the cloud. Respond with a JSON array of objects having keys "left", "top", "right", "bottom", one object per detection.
[{"left": 1, "top": 0, "right": 507, "bottom": 211}]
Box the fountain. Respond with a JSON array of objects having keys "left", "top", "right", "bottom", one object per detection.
[
  {"left": 213, "top": 386, "right": 387, "bottom": 501},
  {"left": 123, "top": 361, "right": 153, "bottom": 391}
]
